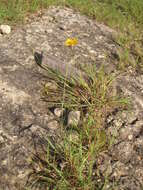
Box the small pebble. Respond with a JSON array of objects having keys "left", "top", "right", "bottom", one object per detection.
[
  {"left": 128, "top": 134, "right": 133, "bottom": 140},
  {"left": 0, "top": 25, "right": 11, "bottom": 34},
  {"left": 54, "top": 108, "right": 64, "bottom": 117},
  {"left": 48, "top": 120, "right": 59, "bottom": 130},
  {"left": 68, "top": 111, "right": 80, "bottom": 126}
]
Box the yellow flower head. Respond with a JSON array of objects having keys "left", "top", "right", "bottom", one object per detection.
[{"left": 65, "top": 38, "right": 78, "bottom": 46}]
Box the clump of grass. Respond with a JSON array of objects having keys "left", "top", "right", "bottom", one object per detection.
[
  {"left": 93, "top": 0, "right": 143, "bottom": 72},
  {"left": 26, "top": 63, "right": 128, "bottom": 190},
  {"left": 115, "top": 29, "right": 143, "bottom": 72},
  {"left": 41, "top": 64, "right": 127, "bottom": 125},
  {"left": 27, "top": 128, "right": 107, "bottom": 190}
]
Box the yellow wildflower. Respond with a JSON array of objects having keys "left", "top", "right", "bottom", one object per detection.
[{"left": 65, "top": 38, "right": 78, "bottom": 46}]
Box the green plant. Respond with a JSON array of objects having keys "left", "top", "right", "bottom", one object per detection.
[
  {"left": 40, "top": 63, "right": 128, "bottom": 127},
  {"left": 26, "top": 61, "right": 128, "bottom": 189},
  {"left": 43, "top": 64, "right": 124, "bottom": 107},
  {"left": 27, "top": 129, "right": 106, "bottom": 190}
]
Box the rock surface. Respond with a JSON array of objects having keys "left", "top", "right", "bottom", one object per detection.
[
  {"left": 68, "top": 110, "right": 81, "bottom": 126},
  {"left": 0, "top": 25, "right": 11, "bottom": 34},
  {"left": 0, "top": 7, "right": 143, "bottom": 190}
]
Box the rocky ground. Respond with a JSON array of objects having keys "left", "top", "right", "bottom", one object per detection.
[{"left": 0, "top": 7, "right": 143, "bottom": 190}]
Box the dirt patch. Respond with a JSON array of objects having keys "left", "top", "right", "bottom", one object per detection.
[{"left": 0, "top": 7, "right": 143, "bottom": 190}]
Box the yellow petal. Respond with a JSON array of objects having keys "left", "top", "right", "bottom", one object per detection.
[{"left": 65, "top": 38, "right": 78, "bottom": 46}]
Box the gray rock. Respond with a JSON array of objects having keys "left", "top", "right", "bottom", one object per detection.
[
  {"left": 113, "top": 118, "right": 124, "bottom": 128},
  {"left": 134, "top": 167, "right": 143, "bottom": 185},
  {"left": 120, "top": 120, "right": 143, "bottom": 140},
  {"left": 135, "top": 136, "right": 143, "bottom": 147},
  {"left": 0, "top": 135, "right": 5, "bottom": 144},
  {"left": 120, "top": 126, "right": 133, "bottom": 140},
  {"left": 68, "top": 111, "right": 80, "bottom": 126},
  {"left": 0, "top": 25, "right": 11, "bottom": 34},
  {"left": 107, "top": 125, "right": 119, "bottom": 137},
  {"left": 54, "top": 108, "right": 64, "bottom": 117},
  {"left": 132, "top": 120, "right": 143, "bottom": 136},
  {"left": 126, "top": 112, "right": 138, "bottom": 124},
  {"left": 113, "top": 142, "right": 134, "bottom": 163},
  {"left": 47, "top": 120, "right": 59, "bottom": 130},
  {"left": 128, "top": 134, "right": 133, "bottom": 140},
  {"left": 112, "top": 161, "right": 129, "bottom": 179}
]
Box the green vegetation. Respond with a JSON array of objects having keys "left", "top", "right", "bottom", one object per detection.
[
  {"left": 1, "top": 0, "right": 143, "bottom": 27},
  {"left": 1, "top": 0, "right": 140, "bottom": 189},
  {"left": 28, "top": 127, "right": 108, "bottom": 190},
  {"left": 39, "top": 63, "right": 127, "bottom": 126},
  {"left": 27, "top": 63, "right": 128, "bottom": 189}
]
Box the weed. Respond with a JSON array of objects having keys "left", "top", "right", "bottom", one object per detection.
[
  {"left": 27, "top": 130, "right": 106, "bottom": 190},
  {"left": 26, "top": 62, "right": 128, "bottom": 189},
  {"left": 41, "top": 64, "right": 125, "bottom": 112}
]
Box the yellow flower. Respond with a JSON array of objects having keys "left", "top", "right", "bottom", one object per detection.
[{"left": 65, "top": 38, "right": 78, "bottom": 46}]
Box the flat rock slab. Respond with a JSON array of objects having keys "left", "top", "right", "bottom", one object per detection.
[{"left": 0, "top": 7, "right": 143, "bottom": 190}]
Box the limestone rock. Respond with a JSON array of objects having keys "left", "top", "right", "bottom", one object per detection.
[
  {"left": 47, "top": 120, "right": 59, "bottom": 130},
  {"left": 120, "top": 126, "right": 133, "bottom": 140},
  {"left": 0, "top": 25, "right": 11, "bottom": 34},
  {"left": 113, "top": 142, "right": 134, "bottom": 163},
  {"left": 68, "top": 111, "right": 80, "bottom": 126},
  {"left": 54, "top": 108, "right": 64, "bottom": 117}
]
